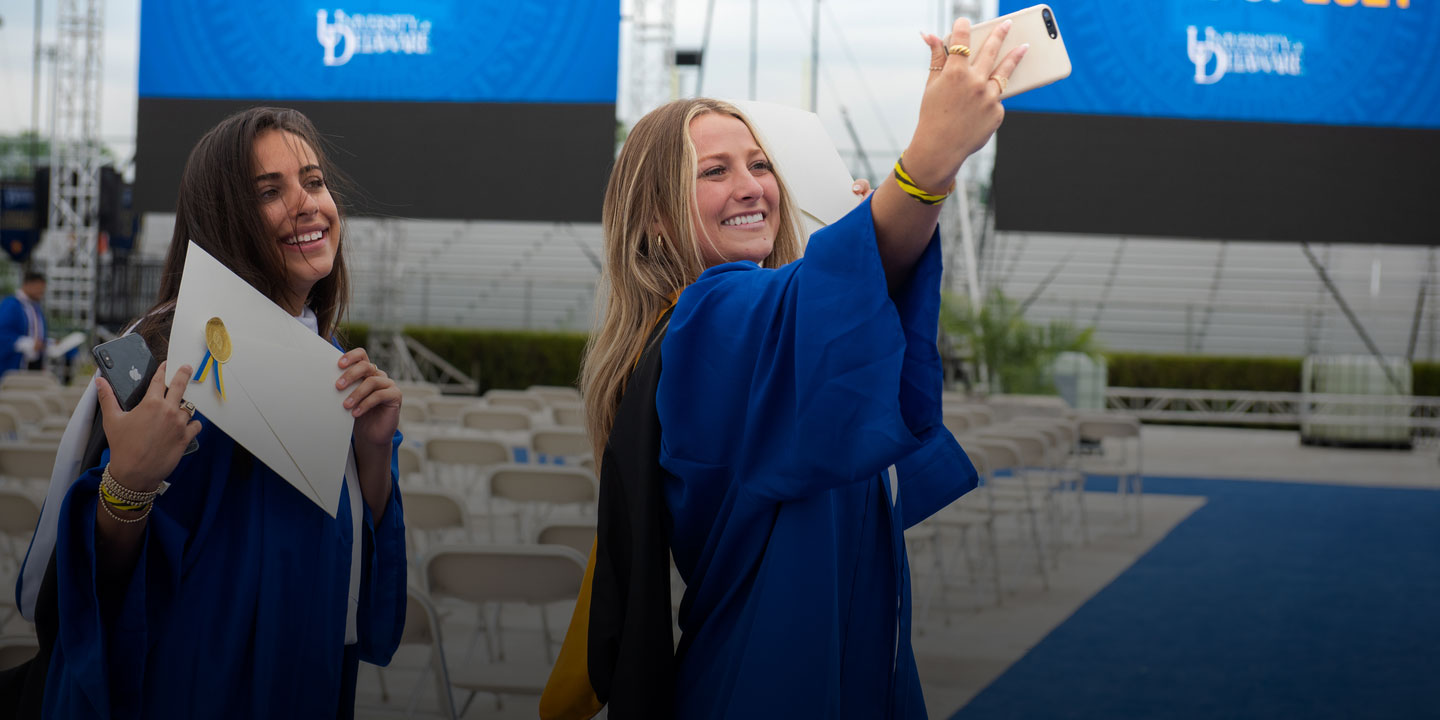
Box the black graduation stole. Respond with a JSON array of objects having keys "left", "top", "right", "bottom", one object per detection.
[{"left": 542, "top": 308, "right": 675, "bottom": 719}]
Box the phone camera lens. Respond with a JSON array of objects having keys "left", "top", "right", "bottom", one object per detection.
[
  {"left": 99, "top": 350, "right": 113, "bottom": 368},
  {"left": 1042, "top": 8, "right": 1057, "bottom": 38}
]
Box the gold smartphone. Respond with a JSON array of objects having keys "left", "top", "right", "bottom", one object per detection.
[{"left": 969, "top": 4, "right": 1073, "bottom": 99}]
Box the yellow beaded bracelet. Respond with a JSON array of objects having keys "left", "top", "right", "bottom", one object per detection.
[
  {"left": 99, "top": 482, "right": 149, "bottom": 513},
  {"left": 99, "top": 495, "right": 153, "bottom": 523},
  {"left": 893, "top": 155, "right": 954, "bottom": 206}
]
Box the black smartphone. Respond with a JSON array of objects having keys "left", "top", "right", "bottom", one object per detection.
[
  {"left": 92, "top": 334, "right": 200, "bottom": 455},
  {"left": 93, "top": 334, "right": 158, "bottom": 412}
]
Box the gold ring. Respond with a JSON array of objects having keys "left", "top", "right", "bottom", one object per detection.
[
  {"left": 180, "top": 400, "right": 196, "bottom": 417},
  {"left": 990, "top": 75, "right": 1008, "bottom": 94},
  {"left": 948, "top": 44, "right": 971, "bottom": 57}
]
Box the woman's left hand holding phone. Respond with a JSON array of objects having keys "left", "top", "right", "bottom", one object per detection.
[{"left": 97, "top": 361, "right": 203, "bottom": 493}]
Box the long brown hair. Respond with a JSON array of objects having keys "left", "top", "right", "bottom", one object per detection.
[
  {"left": 580, "top": 99, "right": 804, "bottom": 462},
  {"left": 135, "top": 107, "right": 352, "bottom": 355}
]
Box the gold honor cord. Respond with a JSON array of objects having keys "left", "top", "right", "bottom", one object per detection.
[{"left": 193, "top": 317, "right": 233, "bottom": 401}]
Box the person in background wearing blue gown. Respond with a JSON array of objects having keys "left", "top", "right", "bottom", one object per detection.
[
  {"left": 543, "top": 17, "right": 1029, "bottom": 720},
  {"left": 0, "top": 272, "right": 49, "bottom": 379},
  {"left": 12, "top": 107, "right": 407, "bottom": 719}
]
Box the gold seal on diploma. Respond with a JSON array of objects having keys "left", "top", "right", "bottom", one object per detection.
[{"left": 193, "top": 316, "right": 232, "bottom": 400}]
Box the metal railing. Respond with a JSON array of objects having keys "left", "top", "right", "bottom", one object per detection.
[{"left": 1105, "top": 386, "right": 1440, "bottom": 443}]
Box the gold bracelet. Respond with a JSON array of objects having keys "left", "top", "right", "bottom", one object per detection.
[
  {"left": 98, "top": 492, "right": 153, "bottom": 524},
  {"left": 893, "top": 154, "right": 954, "bottom": 205},
  {"left": 101, "top": 464, "right": 161, "bottom": 505}
]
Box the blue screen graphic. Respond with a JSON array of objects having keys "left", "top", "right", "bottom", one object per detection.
[
  {"left": 999, "top": 0, "right": 1440, "bottom": 129},
  {"left": 139, "top": 1, "right": 619, "bottom": 103}
]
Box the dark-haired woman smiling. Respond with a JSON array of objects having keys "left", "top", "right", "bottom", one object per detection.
[{"left": 16, "top": 107, "right": 406, "bottom": 719}]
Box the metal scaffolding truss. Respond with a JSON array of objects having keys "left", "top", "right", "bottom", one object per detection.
[
  {"left": 626, "top": 0, "right": 675, "bottom": 123},
  {"left": 43, "top": 0, "right": 105, "bottom": 337},
  {"left": 1105, "top": 386, "right": 1440, "bottom": 440}
]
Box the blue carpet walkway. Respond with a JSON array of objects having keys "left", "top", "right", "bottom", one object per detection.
[{"left": 953, "top": 476, "right": 1440, "bottom": 719}]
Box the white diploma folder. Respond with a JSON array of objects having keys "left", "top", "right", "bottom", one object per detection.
[
  {"left": 167, "top": 241, "right": 354, "bottom": 516},
  {"left": 47, "top": 331, "right": 86, "bottom": 359},
  {"left": 728, "top": 99, "right": 863, "bottom": 239}
]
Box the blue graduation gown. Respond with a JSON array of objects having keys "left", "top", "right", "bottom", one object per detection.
[
  {"left": 658, "top": 197, "right": 977, "bottom": 719},
  {"left": 0, "top": 294, "right": 45, "bottom": 374},
  {"left": 43, "top": 420, "right": 407, "bottom": 719}
]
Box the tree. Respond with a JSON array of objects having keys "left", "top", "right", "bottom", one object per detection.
[
  {"left": 0, "top": 131, "right": 50, "bottom": 181},
  {"left": 0, "top": 132, "right": 116, "bottom": 181},
  {"left": 939, "top": 289, "right": 1099, "bottom": 394}
]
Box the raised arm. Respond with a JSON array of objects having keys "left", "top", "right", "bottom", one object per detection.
[
  {"left": 93, "top": 361, "right": 202, "bottom": 580},
  {"left": 871, "top": 17, "right": 1028, "bottom": 292}
]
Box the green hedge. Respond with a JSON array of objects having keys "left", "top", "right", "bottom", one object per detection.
[
  {"left": 342, "top": 324, "right": 587, "bottom": 394},
  {"left": 1107, "top": 353, "right": 1439, "bottom": 396},
  {"left": 1105, "top": 354, "right": 1302, "bottom": 392},
  {"left": 1415, "top": 362, "right": 1439, "bottom": 397}
]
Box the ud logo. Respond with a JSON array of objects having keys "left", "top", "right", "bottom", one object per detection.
[
  {"left": 1187, "top": 25, "right": 1303, "bottom": 86},
  {"left": 316, "top": 9, "right": 432, "bottom": 67},
  {"left": 1187, "top": 26, "right": 1227, "bottom": 85},
  {"left": 317, "top": 10, "right": 356, "bottom": 67}
]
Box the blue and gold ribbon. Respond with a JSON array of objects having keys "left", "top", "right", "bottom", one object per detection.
[{"left": 192, "top": 317, "right": 232, "bottom": 401}]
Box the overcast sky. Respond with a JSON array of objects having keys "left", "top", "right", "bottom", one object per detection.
[{"left": 0, "top": 0, "right": 1000, "bottom": 178}]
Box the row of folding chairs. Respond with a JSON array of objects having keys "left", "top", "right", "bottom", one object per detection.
[
  {"left": 399, "top": 427, "right": 592, "bottom": 474},
  {"left": 396, "top": 384, "right": 583, "bottom": 429},
  {"left": 0, "top": 384, "right": 85, "bottom": 444},
  {"left": 401, "top": 465, "right": 598, "bottom": 550},
  {"left": 910, "top": 400, "right": 1143, "bottom": 622},
  {"left": 402, "top": 400, "right": 584, "bottom": 431}
]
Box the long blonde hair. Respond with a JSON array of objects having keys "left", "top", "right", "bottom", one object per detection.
[{"left": 581, "top": 98, "right": 804, "bottom": 462}]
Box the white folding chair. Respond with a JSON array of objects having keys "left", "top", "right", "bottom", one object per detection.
[
  {"left": 979, "top": 426, "right": 1069, "bottom": 566},
  {"left": 941, "top": 410, "right": 972, "bottom": 439},
  {"left": 529, "top": 428, "right": 591, "bottom": 465},
  {"left": 482, "top": 389, "right": 546, "bottom": 414},
  {"left": 1077, "top": 413, "right": 1144, "bottom": 533},
  {"left": 526, "top": 385, "right": 582, "bottom": 405},
  {"left": 459, "top": 407, "right": 533, "bottom": 432},
  {"left": 0, "top": 393, "right": 50, "bottom": 426},
  {"left": 985, "top": 394, "right": 1071, "bottom": 423},
  {"left": 424, "top": 545, "right": 587, "bottom": 715},
  {"left": 423, "top": 437, "right": 511, "bottom": 497},
  {"left": 0, "top": 443, "right": 59, "bottom": 495},
  {"left": 485, "top": 464, "right": 597, "bottom": 542},
  {"left": 399, "top": 402, "right": 431, "bottom": 430},
  {"left": 397, "top": 444, "right": 425, "bottom": 486},
  {"left": 0, "top": 371, "right": 58, "bottom": 393},
  {"left": 402, "top": 488, "right": 472, "bottom": 561},
  {"left": 549, "top": 403, "right": 584, "bottom": 428},
  {"left": 1017, "top": 415, "right": 1090, "bottom": 545},
  {"left": 0, "top": 490, "right": 42, "bottom": 628},
  {"left": 535, "top": 520, "right": 596, "bottom": 559},
  {"left": 367, "top": 587, "right": 460, "bottom": 719},
  {"left": 950, "top": 403, "right": 995, "bottom": 429},
  {"left": 57, "top": 386, "right": 88, "bottom": 413},
  {"left": 0, "top": 635, "right": 38, "bottom": 672},
  {"left": 911, "top": 446, "right": 1002, "bottom": 627},
  {"left": 964, "top": 437, "right": 1049, "bottom": 590},
  {"left": 423, "top": 397, "right": 483, "bottom": 425},
  {"left": 0, "top": 408, "right": 24, "bottom": 441}
]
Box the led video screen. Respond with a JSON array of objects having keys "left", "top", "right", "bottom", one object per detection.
[
  {"left": 992, "top": 0, "right": 1440, "bottom": 244},
  {"left": 135, "top": 1, "right": 620, "bottom": 222}
]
